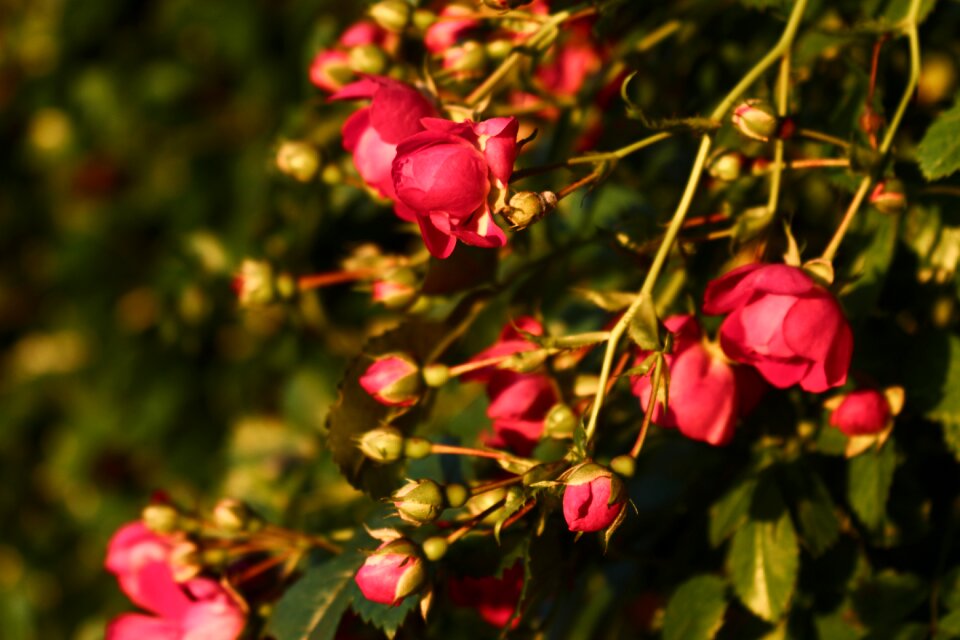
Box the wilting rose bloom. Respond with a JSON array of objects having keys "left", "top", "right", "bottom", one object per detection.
[
  {"left": 359, "top": 353, "right": 421, "bottom": 407},
  {"left": 392, "top": 117, "right": 519, "bottom": 258},
  {"left": 829, "top": 388, "right": 891, "bottom": 436},
  {"left": 562, "top": 463, "right": 626, "bottom": 533},
  {"left": 105, "top": 523, "right": 244, "bottom": 640},
  {"left": 309, "top": 21, "right": 397, "bottom": 93},
  {"left": 448, "top": 563, "right": 524, "bottom": 628},
  {"left": 630, "top": 315, "right": 764, "bottom": 446},
  {"left": 331, "top": 77, "right": 438, "bottom": 202},
  {"left": 702, "top": 263, "right": 853, "bottom": 393},
  {"left": 355, "top": 539, "right": 425, "bottom": 606},
  {"left": 462, "top": 317, "right": 556, "bottom": 456}
]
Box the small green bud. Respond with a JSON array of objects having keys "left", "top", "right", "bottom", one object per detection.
[
  {"left": 211, "top": 498, "right": 257, "bottom": 533},
  {"left": 503, "top": 190, "right": 557, "bottom": 230},
  {"left": 348, "top": 44, "right": 388, "bottom": 76},
  {"left": 392, "top": 479, "right": 445, "bottom": 525},
  {"left": 869, "top": 179, "right": 907, "bottom": 215},
  {"left": 142, "top": 503, "right": 179, "bottom": 534},
  {"left": 610, "top": 455, "right": 636, "bottom": 478},
  {"left": 369, "top": 0, "right": 412, "bottom": 32},
  {"left": 444, "top": 41, "right": 487, "bottom": 74},
  {"left": 732, "top": 100, "right": 778, "bottom": 142},
  {"left": 445, "top": 483, "right": 468, "bottom": 508},
  {"left": 544, "top": 404, "right": 577, "bottom": 439},
  {"left": 486, "top": 39, "right": 514, "bottom": 60},
  {"left": 233, "top": 259, "right": 276, "bottom": 307},
  {"left": 404, "top": 437, "right": 432, "bottom": 460},
  {"left": 275, "top": 141, "right": 320, "bottom": 182},
  {"left": 359, "top": 426, "right": 406, "bottom": 463},
  {"left": 708, "top": 150, "right": 744, "bottom": 182},
  {"left": 422, "top": 536, "right": 449, "bottom": 561},
  {"left": 422, "top": 363, "right": 450, "bottom": 387}
]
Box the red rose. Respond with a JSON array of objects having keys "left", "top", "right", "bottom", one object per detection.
[
  {"left": 392, "top": 117, "right": 519, "bottom": 258},
  {"left": 308, "top": 21, "right": 396, "bottom": 93},
  {"left": 829, "top": 388, "right": 891, "bottom": 436},
  {"left": 359, "top": 353, "right": 421, "bottom": 407},
  {"left": 562, "top": 463, "right": 626, "bottom": 533},
  {"left": 331, "top": 77, "right": 438, "bottom": 203},
  {"left": 702, "top": 263, "right": 853, "bottom": 393},
  {"left": 354, "top": 539, "right": 426, "bottom": 606},
  {"left": 630, "top": 315, "right": 764, "bottom": 446},
  {"left": 448, "top": 563, "right": 524, "bottom": 628}
]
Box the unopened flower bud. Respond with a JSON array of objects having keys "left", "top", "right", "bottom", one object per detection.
[
  {"left": 828, "top": 388, "right": 892, "bottom": 436},
  {"left": 708, "top": 151, "right": 745, "bottom": 182},
  {"left": 233, "top": 259, "right": 276, "bottom": 307},
  {"left": 444, "top": 41, "right": 487, "bottom": 74},
  {"left": 355, "top": 538, "right": 426, "bottom": 605},
  {"left": 359, "top": 353, "right": 421, "bottom": 407},
  {"left": 422, "top": 536, "right": 448, "bottom": 561},
  {"left": 359, "top": 426, "right": 406, "bottom": 463},
  {"left": 503, "top": 190, "right": 556, "bottom": 230},
  {"left": 393, "top": 478, "right": 446, "bottom": 524},
  {"left": 372, "top": 267, "right": 418, "bottom": 309},
  {"left": 562, "top": 463, "right": 626, "bottom": 533},
  {"left": 404, "top": 437, "right": 432, "bottom": 460},
  {"left": 211, "top": 498, "right": 259, "bottom": 533},
  {"left": 445, "top": 483, "right": 468, "bottom": 509},
  {"left": 142, "top": 503, "right": 179, "bottom": 534},
  {"left": 369, "top": 0, "right": 412, "bottom": 32},
  {"left": 348, "top": 44, "right": 389, "bottom": 76},
  {"left": 610, "top": 455, "right": 636, "bottom": 478},
  {"left": 421, "top": 363, "right": 450, "bottom": 387},
  {"left": 544, "top": 403, "right": 576, "bottom": 439},
  {"left": 275, "top": 141, "right": 320, "bottom": 182},
  {"left": 486, "top": 39, "right": 514, "bottom": 60},
  {"left": 732, "top": 100, "right": 778, "bottom": 142},
  {"left": 869, "top": 180, "right": 907, "bottom": 215},
  {"left": 309, "top": 51, "right": 353, "bottom": 93},
  {"left": 412, "top": 9, "right": 436, "bottom": 31}
]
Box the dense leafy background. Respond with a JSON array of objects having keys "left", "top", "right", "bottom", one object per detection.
[{"left": 2, "top": 0, "right": 960, "bottom": 638}]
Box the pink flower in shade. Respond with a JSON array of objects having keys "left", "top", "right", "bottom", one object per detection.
[
  {"left": 355, "top": 539, "right": 426, "bottom": 606},
  {"left": 448, "top": 563, "right": 524, "bottom": 628},
  {"left": 391, "top": 117, "right": 520, "bottom": 258},
  {"left": 536, "top": 22, "right": 604, "bottom": 98},
  {"left": 331, "top": 77, "right": 438, "bottom": 202},
  {"left": 829, "top": 389, "right": 892, "bottom": 436},
  {"left": 105, "top": 523, "right": 244, "bottom": 640},
  {"left": 462, "top": 317, "right": 557, "bottom": 456},
  {"left": 359, "top": 353, "right": 421, "bottom": 407},
  {"left": 424, "top": 5, "right": 482, "bottom": 53},
  {"left": 630, "top": 315, "right": 765, "bottom": 446},
  {"left": 702, "top": 263, "right": 853, "bottom": 393},
  {"left": 309, "top": 21, "right": 397, "bottom": 93},
  {"left": 562, "top": 463, "right": 626, "bottom": 533}
]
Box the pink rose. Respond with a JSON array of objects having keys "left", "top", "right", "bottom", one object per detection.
[
  {"left": 536, "top": 22, "right": 604, "bottom": 98},
  {"left": 424, "top": 6, "right": 481, "bottom": 53},
  {"left": 448, "top": 563, "right": 524, "bottom": 628},
  {"left": 462, "top": 317, "right": 556, "bottom": 455},
  {"left": 829, "top": 388, "right": 891, "bottom": 436},
  {"left": 331, "top": 77, "right": 438, "bottom": 202},
  {"left": 355, "top": 539, "right": 426, "bottom": 606},
  {"left": 309, "top": 21, "right": 397, "bottom": 93},
  {"left": 359, "top": 353, "right": 421, "bottom": 407},
  {"left": 392, "top": 117, "right": 519, "bottom": 258},
  {"left": 630, "top": 315, "right": 764, "bottom": 446},
  {"left": 702, "top": 263, "right": 853, "bottom": 393},
  {"left": 562, "top": 464, "right": 626, "bottom": 533},
  {"left": 105, "top": 523, "right": 244, "bottom": 640}
]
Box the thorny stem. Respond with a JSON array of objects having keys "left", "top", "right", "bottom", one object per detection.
[
  {"left": 820, "top": 0, "right": 922, "bottom": 263},
  {"left": 584, "top": 0, "right": 811, "bottom": 446}
]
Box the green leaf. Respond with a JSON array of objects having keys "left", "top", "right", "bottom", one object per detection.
[
  {"left": 348, "top": 582, "right": 418, "bottom": 639},
  {"left": 938, "top": 610, "right": 960, "bottom": 638},
  {"left": 662, "top": 575, "right": 729, "bottom": 640},
  {"left": 852, "top": 570, "right": 926, "bottom": 628},
  {"left": 264, "top": 552, "right": 363, "bottom": 640},
  {"left": 709, "top": 475, "right": 759, "bottom": 548},
  {"left": 917, "top": 95, "right": 960, "bottom": 181},
  {"left": 626, "top": 292, "right": 661, "bottom": 350},
  {"left": 727, "top": 509, "right": 799, "bottom": 622},
  {"left": 326, "top": 320, "right": 443, "bottom": 498},
  {"left": 847, "top": 441, "right": 897, "bottom": 531},
  {"left": 839, "top": 210, "right": 898, "bottom": 324},
  {"left": 778, "top": 462, "right": 841, "bottom": 557}
]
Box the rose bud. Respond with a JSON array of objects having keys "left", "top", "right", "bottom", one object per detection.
[
  {"left": 359, "top": 425, "right": 406, "bottom": 463},
  {"left": 503, "top": 190, "right": 556, "bottom": 230},
  {"left": 369, "top": 0, "right": 412, "bottom": 33},
  {"left": 141, "top": 503, "right": 179, "bottom": 534},
  {"left": 391, "top": 117, "right": 520, "bottom": 258},
  {"left": 562, "top": 463, "right": 627, "bottom": 533},
  {"left": 441, "top": 41, "right": 489, "bottom": 77},
  {"left": 448, "top": 563, "right": 524, "bottom": 628},
  {"left": 347, "top": 44, "right": 389, "bottom": 76},
  {"left": 232, "top": 259, "right": 276, "bottom": 307},
  {"left": 708, "top": 150, "right": 745, "bottom": 182},
  {"left": 359, "top": 353, "right": 422, "bottom": 407},
  {"left": 275, "top": 141, "right": 320, "bottom": 183},
  {"left": 392, "top": 478, "right": 445, "bottom": 524},
  {"left": 211, "top": 498, "right": 260, "bottom": 533},
  {"left": 331, "top": 76, "right": 438, "bottom": 203},
  {"left": 355, "top": 539, "right": 426, "bottom": 606},
  {"left": 703, "top": 263, "right": 853, "bottom": 393},
  {"left": 424, "top": 5, "right": 480, "bottom": 53},
  {"left": 371, "top": 267, "right": 417, "bottom": 309},
  {"left": 869, "top": 180, "right": 907, "bottom": 215},
  {"left": 732, "top": 100, "right": 778, "bottom": 142},
  {"left": 630, "top": 315, "right": 763, "bottom": 446},
  {"left": 828, "top": 388, "right": 892, "bottom": 436},
  {"left": 309, "top": 50, "right": 353, "bottom": 93}
]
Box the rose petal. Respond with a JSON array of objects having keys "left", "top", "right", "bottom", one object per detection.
[{"left": 415, "top": 213, "right": 457, "bottom": 259}]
